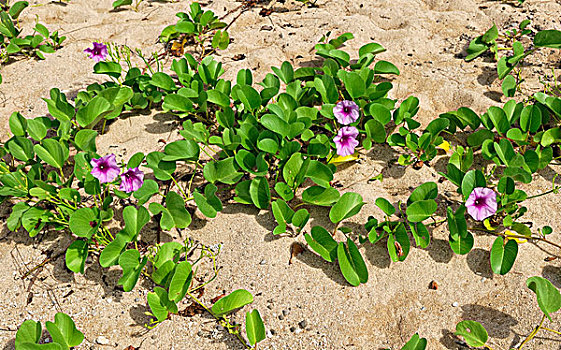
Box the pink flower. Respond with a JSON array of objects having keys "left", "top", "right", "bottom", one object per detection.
[
  {"left": 333, "top": 100, "right": 359, "bottom": 125},
  {"left": 334, "top": 126, "right": 359, "bottom": 157},
  {"left": 90, "top": 154, "right": 120, "bottom": 183},
  {"left": 466, "top": 187, "right": 497, "bottom": 221},
  {"left": 119, "top": 167, "right": 144, "bottom": 193},
  {"left": 84, "top": 42, "right": 108, "bottom": 62}
]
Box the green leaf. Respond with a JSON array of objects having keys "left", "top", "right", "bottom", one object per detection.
[
  {"left": 118, "top": 249, "right": 147, "bottom": 292},
  {"left": 526, "top": 276, "right": 561, "bottom": 320},
  {"left": 387, "top": 222, "right": 411, "bottom": 262},
  {"left": 168, "top": 261, "right": 193, "bottom": 302},
  {"left": 304, "top": 226, "right": 338, "bottom": 262},
  {"left": 337, "top": 239, "right": 368, "bottom": 286},
  {"left": 45, "top": 312, "right": 84, "bottom": 349},
  {"left": 302, "top": 186, "right": 340, "bottom": 206},
  {"left": 203, "top": 157, "right": 243, "bottom": 185},
  {"left": 407, "top": 182, "right": 438, "bottom": 204},
  {"left": 329, "top": 192, "right": 365, "bottom": 223},
  {"left": 490, "top": 237, "right": 518, "bottom": 275},
  {"left": 112, "top": 0, "right": 132, "bottom": 8},
  {"left": 520, "top": 105, "right": 542, "bottom": 133},
  {"left": 9, "top": 112, "right": 27, "bottom": 136},
  {"left": 122, "top": 205, "right": 150, "bottom": 241},
  {"left": 502, "top": 75, "right": 517, "bottom": 97},
  {"left": 246, "top": 310, "right": 266, "bottom": 346},
  {"left": 74, "top": 129, "right": 97, "bottom": 152},
  {"left": 65, "top": 240, "right": 88, "bottom": 274},
  {"left": 15, "top": 320, "right": 42, "bottom": 348},
  {"left": 400, "top": 333, "right": 427, "bottom": 350},
  {"left": 133, "top": 179, "right": 159, "bottom": 205},
  {"left": 99, "top": 233, "right": 128, "bottom": 268},
  {"left": 375, "top": 197, "right": 395, "bottom": 216},
  {"left": 249, "top": 176, "right": 271, "bottom": 209},
  {"left": 374, "top": 60, "right": 400, "bottom": 75},
  {"left": 69, "top": 208, "right": 99, "bottom": 239},
  {"left": 93, "top": 61, "right": 122, "bottom": 78},
  {"left": 406, "top": 200, "right": 437, "bottom": 222},
  {"left": 34, "top": 139, "right": 68, "bottom": 169},
  {"left": 359, "top": 42, "right": 386, "bottom": 57},
  {"left": 449, "top": 231, "right": 474, "bottom": 255},
  {"left": 147, "top": 287, "right": 178, "bottom": 322},
  {"left": 455, "top": 320, "right": 488, "bottom": 348},
  {"left": 194, "top": 184, "right": 223, "bottom": 218},
  {"left": 238, "top": 85, "right": 262, "bottom": 111},
  {"left": 343, "top": 72, "right": 365, "bottom": 98},
  {"left": 212, "top": 289, "right": 254, "bottom": 317},
  {"left": 162, "top": 140, "right": 200, "bottom": 161},
  {"left": 305, "top": 160, "right": 333, "bottom": 188},
  {"left": 151, "top": 72, "right": 176, "bottom": 91},
  {"left": 534, "top": 30, "right": 561, "bottom": 49},
  {"left": 447, "top": 206, "right": 468, "bottom": 240}
]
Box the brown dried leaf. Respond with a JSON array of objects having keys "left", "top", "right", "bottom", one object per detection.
[
  {"left": 428, "top": 280, "right": 438, "bottom": 290},
  {"left": 232, "top": 54, "right": 246, "bottom": 61},
  {"left": 210, "top": 293, "right": 226, "bottom": 304}
]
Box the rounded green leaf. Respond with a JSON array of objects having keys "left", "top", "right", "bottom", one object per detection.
[
  {"left": 526, "top": 276, "right": 561, "bottom": 320},
  {"left": 168, "top": 261, "right": 193, "bottom": 302},
  {"left": 337, "top": 239, "right": 368, "bottom": 286},
  {"left": 449, "top": 231, "right": 474, "bottom": 255},
  {"left": 455, "top": 320, "right": 488, "bottom": 348},
  {"left": 406, "top": 200, "right": 437, "bottom": 222},
  {"left": 246, "top": 309, "right": 266, "bottom": 346},
  {"left": 249, "top": 177, "right": 271, "bottom": 209},
  {"left": 211, "top": 289, "right": 254, "bottom": 317},
  {"left": 45, "top": 312, "right": 84, "bottom": 349},
  {"left": 329, "top": 192, "right": 365, "bottom": 223},
  {"left": 490, "top": 237, "right": 518, "bottom": 275},
  {"left": 69, "top": 208, "right": 99, "bottom": 238},
  {"left": 375, "top": 198, "right": 395, "bottom": 216},
  {"left": 302, "top": 186, "right": 340, "bottom": 206},
  {"left": 118, "top": 249, "right": 147, "bottom": 292},
  {"left": 304, "top": 226, "right": 338, "bottom": 262},
  {"left": 15, "top": 320, "right": 42, "bottom": 348},
  {"left": 65, "top": 240, "right": 88, "bottom": 274}
]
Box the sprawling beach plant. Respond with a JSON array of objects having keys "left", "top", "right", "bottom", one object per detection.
[
  {"left": 0, "top": 1, "right": 65, "bottom": 83},
  {"left": 4, "top": 2, "right": 561, "bottom": 346}
]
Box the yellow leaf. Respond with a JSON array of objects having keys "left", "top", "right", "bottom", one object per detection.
[
  {"left": 505, "top": 230, "right": 527, "bottom": 244},
  {"left": 483, "top": 219, "right": 496, "bottom": 231},
  {"left": 328, "top": 152, "right": 359, "bottom": 166},
  {"left": 436, "top": 140, "right": 451, "bottom": 154}
]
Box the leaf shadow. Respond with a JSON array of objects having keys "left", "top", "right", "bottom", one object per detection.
[
  {"left": 460, "top": 304, "right": 518, "bottom": 339},
  {"left": 295, "top": 248, "right": 348, "bottom": 287},
  {"left": 466, "top": 248, "right": 493, "bottom": 278}
]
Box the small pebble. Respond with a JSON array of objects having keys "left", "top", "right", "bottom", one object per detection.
[
  {"left": 266, "top": 330, "right": 273, "bottom": 338},
  {"left": 452, "top": 302, "right": 459, "bottom": 307},
  {"left": 278, "top": 315, "right": 284, "bottom": 321},
  {"left": 420, "top": 306, "right": 426, "bottom": 311},
  {"left": 282, "top": 309, "right": 289, "bottom": 316},
  {"left": 298, "top": 320, "right": 307, "bottom": 329},
  {"left": 96, "top": 336, "right": 110, "bottom": 345},
  {"left": 295, "top": 329, "right": 302, "bottom": 334},
  {"left": 216, "top": 325, "right": 225, "bottom": 331},
  {"left": 289, "top": 326, "right": 296, "bottom": 332},
  {"left": 481, "top": 277, "right": 486, "bottom": 282},
  {"left": 260, "top": 259, "right": 267, "bottom": 265}
]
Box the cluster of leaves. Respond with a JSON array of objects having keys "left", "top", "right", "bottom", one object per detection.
[
  {"left": 466, "top": 23, "right": 561, "bottom": 97},
  {"left": 455, "top": 276, "right": 561, "bottom": 349},
  {"left": 15, "top": 312, "right": 83, "bottom": 350},
  {"left": 0, "top": 1, "right": 65, "bottom": 83},
  {"left": 159, "top": 3, "right": 229, "bottom": 58}
]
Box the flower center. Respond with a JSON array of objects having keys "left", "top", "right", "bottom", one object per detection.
[
  {"left": 474, "top": 198, "right": 482, "bottom": 206},
  {"left": 343, "top": 107, "right": 350, "bottom": 113},
  {"left": 99, "top": 164, "right": 105, "bottom": 170}
]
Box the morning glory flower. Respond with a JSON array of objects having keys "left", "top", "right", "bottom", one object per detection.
[
  {"left": 84, "top": 42, "right": 108, "bottom": 62},
  {"left": 334, "top": 126, "right": 359, "bottom": 157},
  {"left": 119, "top": 167, "right": 144, "bottom": 193},
  {"left": 466, "top": 187, "right": 497, "bottom": 221},
  {"left": 90, "top": 154, "right": 120, "bottom": 183},
  {"left": 333, "top": 100, "right": 360, "bottom": 125}
]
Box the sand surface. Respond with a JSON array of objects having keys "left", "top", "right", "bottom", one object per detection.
[{"left": 1, "top": 0, "right": 561, "bottom": 349}]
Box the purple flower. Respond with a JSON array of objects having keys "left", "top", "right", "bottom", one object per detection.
[
  {"left": 90, "top": 154, "right": 120, "bottom": 183},
  {"left": 84, "top": 42, "right": 108, "bottom": 62},
  {"left": 334, "top": 126, "right": 359, "bottom": 157},
  {"left": 466, "top": 187, "right": 497, "bottom": 221},
  {"left": 119, "top": 167, "right": 144, "bottom": 193},
  {"left": 333, "top": 100, "right": 360, "bottom": 125}
]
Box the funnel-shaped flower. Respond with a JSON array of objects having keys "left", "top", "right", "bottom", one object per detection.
[
  {"left": 334, "top": 126, "right": 359, "bottom": 157},
  {"left": 333, "top": 100, "right": 359, "bottom": 125},
  {"left": 90, "top": 154, "right": 120, "bottom": 183},
  {"left": 119, "top": 167, "right": 144, "bottom": 193},
  {"left": 84, "top": 42, "right": 108, "bottom": 62},
  {"left": 466, "top": 187, "right": 497, "bottom": 221}
]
